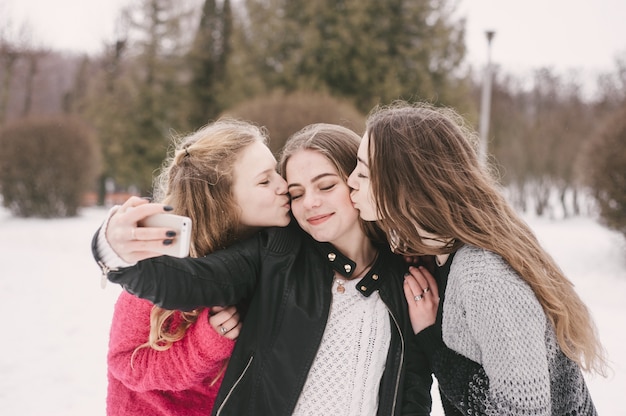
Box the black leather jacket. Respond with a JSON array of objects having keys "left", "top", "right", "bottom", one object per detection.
[{"left": 95, "top": 221, "right": 433, "bottom": 415}]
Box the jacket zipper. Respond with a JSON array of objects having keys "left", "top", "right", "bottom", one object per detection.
[
  {"left": 98, "top": 261, "right": 110, "bottom": 289},
  {"left": 215, "top": 355, "right": 254, "bottom": 415},
  {"left": 386, "top": 306, "right": 405, "bottom": 416}
]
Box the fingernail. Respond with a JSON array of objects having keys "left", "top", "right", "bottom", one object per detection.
[
  {"left": 404, "top": 272, "right": 410, "bottom": 277},
  {"left": 163, "top": 239, "right": 173, "bottom": 245},
  {"left": 163, "top": 205, "right": 174, "bottom": 211},
  {"left": 166, "top": 231, "right": 176, "bottom": 237},
  {"left": 142, "top": 197, "right": 152, "bottom": 202}
]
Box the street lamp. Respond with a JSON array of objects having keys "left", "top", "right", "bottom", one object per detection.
[{"left": 478, "top": 30, "right": 495, "bottom": 165}]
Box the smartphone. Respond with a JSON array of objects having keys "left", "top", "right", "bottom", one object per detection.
[{"left": 138, "top": 213, "right": 192, "bottom": 258}]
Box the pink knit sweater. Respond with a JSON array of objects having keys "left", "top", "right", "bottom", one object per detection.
[{"left": 106, "top": 291, "right": 235, "bottom": 416}]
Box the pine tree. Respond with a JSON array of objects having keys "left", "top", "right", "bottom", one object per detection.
[
  {"left": 187, "top": 0, "right": 233, "bottom": 127},
  {"left": 241, "top": 0, "right": 466, "bottom": 112},
  {"left": 118, "top": 0, "right": 194, "bottom": 194}
]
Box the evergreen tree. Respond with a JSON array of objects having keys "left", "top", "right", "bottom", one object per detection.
[
  {"left": 242, "top": 0, "right": 466, "bottom": 112},
  {"left": 118, "top": 0, "right": 194, "bottom": 194},
  {"left": 187, "top": 0, "right": 233, "bottom": 127}
]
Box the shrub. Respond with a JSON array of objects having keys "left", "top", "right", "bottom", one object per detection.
[
  {"left": 223, "top": 90, "right": 366, "bottom": 154},
  {"left": 585, "top": 104, "right": 626, "bottom": 238},
  {"left": 0, "top": 116, "right": 101, "bottom": 217}
]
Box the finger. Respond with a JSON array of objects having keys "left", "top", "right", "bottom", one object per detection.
[
  {"left": 404, "top": 268, "right": 425, "bottom": 295},
  {"left": 221, "top": 314, "right": 240, "bottom": 333},
  {"left": 407, "top": 266, "right": 435, "bottom": 295},
  {"left": 209, "top": 309, "right": 231, "bottom": 327},
  {"left": 219, "top": 305, "right": 238, "bottom": 318},
  {"left": 132, "top": 225, "right": 178, "bottom": 242},
  {"left": 223, "top": 322, "right": 242, "bottom": 340},
  {"left": 417, "top": 266, "right": 440, "bottom": 300},
  {"left": 210, "top": 306, "right": 225, "bottom": 314},
  {"left": 127, "top": 203, "right": 172, "bottom": 226},
  {"left": 119, "top": 196, "right": 151, "bottom": 212},
  {"left": 403, "top": 278, "right": 418, "bottom": 309},
  {"left": 209, "top": 306, "right": 240, "bottom": 328}
]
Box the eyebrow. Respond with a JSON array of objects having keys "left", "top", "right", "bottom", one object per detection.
[
  {"left": 287, "top": 172, "right": 338, "bottom": 189},
  {"left": 357, "top": 156, "right": 369, "bottom": 167},
  {"left": 254, "top": 167, "right": 277, "bottom": 179}
]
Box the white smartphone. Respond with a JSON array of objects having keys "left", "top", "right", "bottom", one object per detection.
[{"left": 138, "top": 213, "right": 192, "bottom": 258}]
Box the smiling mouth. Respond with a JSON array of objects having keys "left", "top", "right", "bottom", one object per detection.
[{"left": 307, "top": 213, "right": 332, "bottom": 225}]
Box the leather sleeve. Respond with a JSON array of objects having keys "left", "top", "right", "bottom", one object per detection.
[
  {"left": 401, "top": 332, "right": 433, "bottom": 415},
  {"left": 105, "top": 234, "right": 265, "bottom": 311}
]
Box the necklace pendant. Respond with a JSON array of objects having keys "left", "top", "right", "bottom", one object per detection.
[{"left": 336, "top": 284, "right": 345, "bottom": 294}]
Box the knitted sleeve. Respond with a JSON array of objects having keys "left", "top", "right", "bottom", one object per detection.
[
  {"left": 445, "top": 247, "right": 551, "bottom": 414},
  {"left": 415, "top": 325, "right": 490, "bottom": 415},
  {"left": 95, "top": 205, "right": 136, "bottom": 270},
  {"left": 107, "top": 291, "right": 235, "bottom": 392}
]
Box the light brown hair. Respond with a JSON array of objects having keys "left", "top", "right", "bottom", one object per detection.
[
  {"left": 365, "top": 101, "right": 606, "bottom": 375},
  {"left": 134, "top": 119, "right": 268, "bottom": 369},
  {"left": 278, "top": 123, "right": 386, "bottom": 243}
]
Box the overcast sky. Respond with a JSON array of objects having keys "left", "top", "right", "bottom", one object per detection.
[{"left": 3, "top": 0, "right": 625, "bottom": 88}]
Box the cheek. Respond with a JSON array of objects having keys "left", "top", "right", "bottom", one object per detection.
[{"left": 289, "top": 200, "right": 305, "bottom": 222}]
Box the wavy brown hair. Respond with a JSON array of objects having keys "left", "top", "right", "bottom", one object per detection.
[
  {"left": 278, "top": 123, "right": 386, "bottom": 243},
  {"left": 132, "top": 119, "right": 269, "bottom": 371},
  {"left": 365, "top": 101, "right": 606, "bottom": 375}
]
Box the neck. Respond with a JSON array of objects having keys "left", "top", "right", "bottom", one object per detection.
[
  {"left": 331, "top": 225, "right": 373, "bottom": 260},
  {"left": 343, "top": 240, "right": 379, "bottom": 280},
  {"left": 238, "top": 225, "right": 262, "bottom": 241},
  {"left": 436, "top": 253, "right": 450, "bottom": 267}
]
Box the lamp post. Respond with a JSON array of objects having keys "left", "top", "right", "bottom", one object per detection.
[{"left": 478, "top": 30, "right": 495, "bottom": 165}]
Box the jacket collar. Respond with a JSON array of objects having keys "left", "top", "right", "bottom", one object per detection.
[{"left": 314, "top": 241, "right": 385, "bottom": 297}]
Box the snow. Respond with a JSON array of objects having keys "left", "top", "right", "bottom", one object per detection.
[{"left": 1, "top": 206, "right": 624, "bottom": 415}]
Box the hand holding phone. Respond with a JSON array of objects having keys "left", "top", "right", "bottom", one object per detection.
[{"left": 138, "top": 213, "right": 192, "bottom": 258}]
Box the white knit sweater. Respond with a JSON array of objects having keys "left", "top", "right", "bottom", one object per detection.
[{"left": 292, "top": 277, "right": 391, "bottom": 416}]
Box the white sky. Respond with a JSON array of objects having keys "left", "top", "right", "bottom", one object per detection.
[{"left": 2, "top": 0, "right": 626, "bottom": 84}]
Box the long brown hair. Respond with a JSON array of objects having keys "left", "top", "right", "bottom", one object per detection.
[
  {"left": 366, "top": 101, "right": 606, "bottom": 375},
  {"left": 133, "top": 119, "right": 268, "bottom": 366},
  {"left": 278, "top": 123, "right": 386, "bottom": 243}
]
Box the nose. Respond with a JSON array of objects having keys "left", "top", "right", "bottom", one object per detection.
[
  {"left": 275, "top": 175, "right": 288, "bottom": 194},
  {"left": 302, "top": 192, "right": 320, "bottom": 209},
  {"left": 347, "top": 170, "right": 358, "bottom": 190}
]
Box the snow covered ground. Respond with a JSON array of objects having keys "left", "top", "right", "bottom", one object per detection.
[{"left": 1, "top": 206, "right": 624, "bottom": 415}]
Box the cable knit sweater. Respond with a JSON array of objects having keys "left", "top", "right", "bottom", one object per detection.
[
  {"left": 107, "top": 291, "right": 235, "bottom": 416},
  {"left": 416, "top": 244, "right": 597, "bottom": 415}
]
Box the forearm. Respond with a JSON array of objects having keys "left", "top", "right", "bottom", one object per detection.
[
  {"left": 92, "top": 205, "right": 136, "bottom": 271},
  {"left": 107, "top": 244, "right": 259, "bottom": 310},
  {"left": 401, "top": 343, "right": 433, "bottom": 415}
]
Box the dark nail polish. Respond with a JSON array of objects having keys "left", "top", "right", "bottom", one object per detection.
[
  {"left": 163, "top": 239, "right": 173, "bottom": 245},
  {"left": 166, "top": 231, "right": 176, "bottom": 238},
  {"left": 163, "top": 205, "right": 174, "bottom": 211}
]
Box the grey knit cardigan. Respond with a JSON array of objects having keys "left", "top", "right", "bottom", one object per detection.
[{"left": 416, "top": 244, "right": 597, "bottom": 415}]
